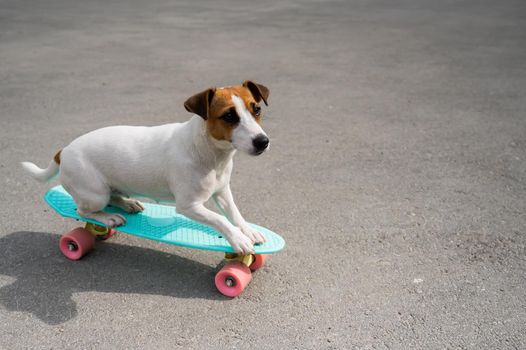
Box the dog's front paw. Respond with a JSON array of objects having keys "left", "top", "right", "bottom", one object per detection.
[
  {"left": 240, "top": 225, "right": 266, "bottom": 245},
  {"left": 226, "top": 228, "right": 255, "bottom": 254}
]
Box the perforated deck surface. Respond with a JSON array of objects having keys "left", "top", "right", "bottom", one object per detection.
[{"left": 44, "top": 186, "right": 285, "bottom": 254}]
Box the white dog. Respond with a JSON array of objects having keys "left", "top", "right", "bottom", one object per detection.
[{"left": 22, "top": 81, "right": 270, "bottom": 254}]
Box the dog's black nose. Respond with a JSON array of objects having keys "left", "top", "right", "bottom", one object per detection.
[{"left": 252, "top": 134, "right": 269, "bottom": 153}]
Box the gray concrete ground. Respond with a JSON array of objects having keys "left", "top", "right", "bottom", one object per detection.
[{"left": 1, "top": 0, "right": 525, "bottom": 348}]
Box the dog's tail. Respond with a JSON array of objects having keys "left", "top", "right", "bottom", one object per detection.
[{"left": 21, "top": 150, "right": 61, "bottom": 182}]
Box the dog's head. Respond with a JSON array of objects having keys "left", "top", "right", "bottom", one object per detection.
[{"left": 184, "top": 80, "right": 270, "bottom": 156}]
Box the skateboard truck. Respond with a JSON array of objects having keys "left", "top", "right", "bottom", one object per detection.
[
  {"left": 224, "top": 252, "right": 255, "bottom": 268},
  {"left": 84, "top": 222, "right": 115, "bottom": 240}
]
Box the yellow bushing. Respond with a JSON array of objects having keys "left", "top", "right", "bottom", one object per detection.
[
  {"left": 224, "top": 253, "right": 254, "bottom": 267},
  {"left": 85, "top": 222, "right": 110, "bottom": 236}
]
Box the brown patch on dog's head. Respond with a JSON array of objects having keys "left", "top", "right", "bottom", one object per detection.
[
  {"left": 184, "top": 81, "right": 270, "bottom": 142},
  {"left": 54, "top": 150, "right": 62, "bottom": 164}
]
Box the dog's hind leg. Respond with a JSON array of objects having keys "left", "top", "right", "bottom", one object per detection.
[
  {"left": 109, "top": 194, "right": 145, "bottom": 213},
  {"left": 77, "top": 203, "right": 126, "bottom": 228},
  {"left": 67, "top": 188, "right": 126, "bottom": 228},
  {"left": 60, "top": 159, "right": 126, "bottom": 228}
]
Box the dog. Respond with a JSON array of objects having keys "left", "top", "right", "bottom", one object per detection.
[{"left": 22, "top": 80, "right": 271, "bottom": 254}]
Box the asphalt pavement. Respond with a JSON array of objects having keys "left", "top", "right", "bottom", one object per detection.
[{"left": 1, "top": 0, "right": 525, "bottom": 349}]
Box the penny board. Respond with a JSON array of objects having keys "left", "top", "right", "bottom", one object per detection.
[{"left": 44, "top": 186, "right": 285, "bottom": 254}]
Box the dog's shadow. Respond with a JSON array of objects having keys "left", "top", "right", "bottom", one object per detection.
[{"left": 0, "top": 231, "right": 222, "bottom": 325}]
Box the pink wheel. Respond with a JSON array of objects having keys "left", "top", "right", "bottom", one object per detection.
[
  {"left": 215, "top": 261, "right": 252, "bottom": 297},
  {"left": 59, "top": 227, "right": 95, "bottom": 260},
  {"left": 250, "top": 254, "right": 268, "bottom": 271}
]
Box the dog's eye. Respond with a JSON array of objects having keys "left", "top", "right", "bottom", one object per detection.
[
  {"left": 253, "top": 105, "right": 261, "bottom": 117},
  {"left": 221, "top": 110, "right": 240, "bottom": 124}
]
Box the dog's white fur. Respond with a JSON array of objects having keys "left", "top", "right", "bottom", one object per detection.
[{"left": 22, "top": 94, "right": 269, "bottom": 254}]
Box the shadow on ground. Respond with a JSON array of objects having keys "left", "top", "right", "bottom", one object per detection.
[{"left": 0, "top": 231, "right": 221, "bottom": 325}]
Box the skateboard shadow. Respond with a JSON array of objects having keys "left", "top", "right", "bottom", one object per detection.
[{"left": 0, "top": 231, "right": 222, "bottom": 325}]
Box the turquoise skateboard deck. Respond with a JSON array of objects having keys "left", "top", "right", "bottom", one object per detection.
[{"left": 44, "top": 185, "right": 285, "bottom": 254}]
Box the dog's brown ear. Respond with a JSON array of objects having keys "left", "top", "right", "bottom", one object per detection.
[
  {"left": 184, "top": 88, "right": 215, "bottom": 120},
  {"left": 243, "top": 80, "right": 269, "bottom": 106}
]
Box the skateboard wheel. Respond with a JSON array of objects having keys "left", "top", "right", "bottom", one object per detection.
[
  {"left": 249, "top": 254, "right": 268, "bottom": 271},
  {"left": 215, "top": 261, "right": 252, "bottom": 297},
  {"left": 59, "top": 227, "right": 95, "bottom": 260}
]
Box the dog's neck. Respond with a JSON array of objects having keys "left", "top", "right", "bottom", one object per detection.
[{"left": 187, "top": 115, "right": 236, "bottom": 171}]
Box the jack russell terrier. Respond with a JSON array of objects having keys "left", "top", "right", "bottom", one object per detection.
[{"left": 22, "top": 80, "right": 271, "bottom": 254}]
